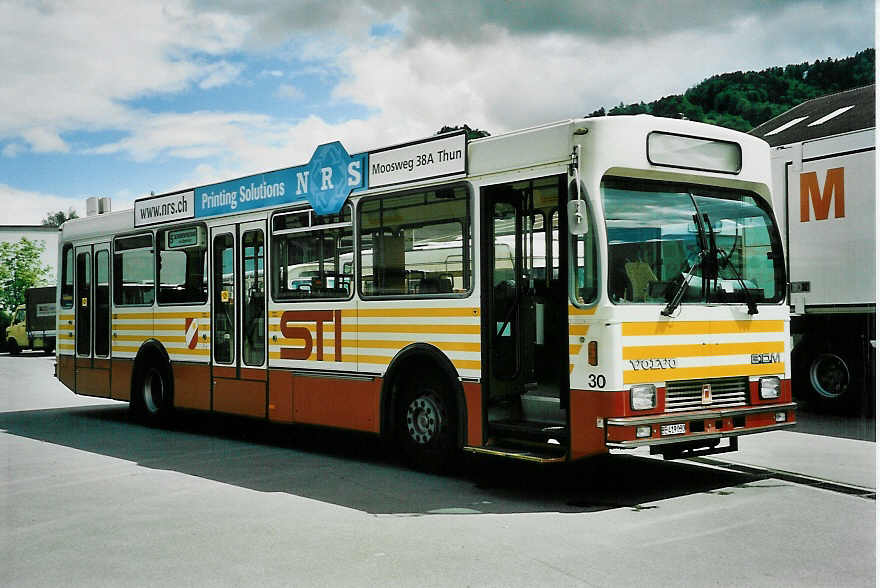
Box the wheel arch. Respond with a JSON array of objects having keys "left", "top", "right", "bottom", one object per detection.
[
  {"left": 380, "top": 343, "right": 467, "bottom": 448},
  {"left": 131, "top": 338, "right": 174, "bottom": 403}
]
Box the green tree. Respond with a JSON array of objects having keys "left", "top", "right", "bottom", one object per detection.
[
  {"left": 436, "top": 125, "right": 490, "bottom": 140},
  {"left": 0, "top": 238, "right": 50, "bottom": 313},
  {"left": 585, "top": 48, "right": 874, "bottom": 131},
  {"left": 42, "top": 207, "right": 79, "bottom": 227}
]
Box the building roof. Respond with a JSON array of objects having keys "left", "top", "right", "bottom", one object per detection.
[
  {"left": 0, "top": 225, "right": 59, "bottom": 231},
  {"left": 749, "top": 84, "right": 875, "bottom": 147}
]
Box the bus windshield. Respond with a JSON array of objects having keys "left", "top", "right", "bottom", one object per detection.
[{"left": 602, "top": 177, "right": 785, "bottom": 306}]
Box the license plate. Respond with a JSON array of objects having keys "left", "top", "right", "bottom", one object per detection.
[{"left": 660, "top": 423, "right": 686, "bottom": 436}]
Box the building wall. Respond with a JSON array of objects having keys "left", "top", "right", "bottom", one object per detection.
[{"left": 0, "top": 226, "right": 60, "bottom": 284}]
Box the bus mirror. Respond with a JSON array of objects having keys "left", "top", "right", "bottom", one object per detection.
[{"left": 568, "top": 200, "right": 589, "bottom": 235}]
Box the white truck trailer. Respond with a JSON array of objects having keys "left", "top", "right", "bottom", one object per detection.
[{"left": 750, "top": 85, "right": 875, "bottom": 413}]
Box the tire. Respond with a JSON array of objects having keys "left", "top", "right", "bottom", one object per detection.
[
  {"left": 7, "top": 338, "right": 20, "bottom": 355},
  {"left": 397, "top": 370, "right": 456, "bottom": 472},
  {"left": 131, "top": 360, "right": 173, "bottom": 424},
  {"left": 794, "top": 339, "right": 862, "bottom": 414}
]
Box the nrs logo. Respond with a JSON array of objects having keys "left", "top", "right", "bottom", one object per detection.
[
  {"left": 800, "top": 167, "right": 844, "bottom": 222},
  {"left": 279, "top": 310, "right": 342, "bottom": 361}
]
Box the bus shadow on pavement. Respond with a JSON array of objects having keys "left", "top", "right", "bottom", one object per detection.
[{"left": 0, "top": 404, "right": 769, "bottom": 515}]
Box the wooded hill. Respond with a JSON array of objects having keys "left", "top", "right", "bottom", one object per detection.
[{"left": 587, "top": 48, "right": 874, "bottom": 131}]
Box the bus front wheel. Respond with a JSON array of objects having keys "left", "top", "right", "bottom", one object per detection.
[{"left": 397, "top": 373, "right": 455, "bottom": 471}]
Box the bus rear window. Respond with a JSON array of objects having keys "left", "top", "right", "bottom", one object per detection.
[
  {"left": 60, "top": 243, "right": 74, "bottom": 308},
  {"left": 114, "top": 233, "right": 155, "bottom": 306}
]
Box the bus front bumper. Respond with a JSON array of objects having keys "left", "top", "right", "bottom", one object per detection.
[{"left": 604, "top": 402, "right": 797, "bottom": 450}]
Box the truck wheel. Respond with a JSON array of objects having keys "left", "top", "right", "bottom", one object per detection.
[
  {"left": 794, "top": 340, "right": 862, "bottom": 414},
  {"left": 7, "top": 338, "right": 20, "bottom": 355},
  {"left": 397, "top": 371, "right": 456, "bottom": 472},
  {"left": 131, "top": 360, "right": 173, "bottom": 425}
]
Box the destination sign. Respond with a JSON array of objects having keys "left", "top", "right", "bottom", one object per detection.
[{"left": 368, "top": 132, "right": 466, "bottom": 189}]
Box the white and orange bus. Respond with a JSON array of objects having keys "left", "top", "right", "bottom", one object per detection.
[{"left": 56, "top": 115, "right": 795, "bottom": 467}]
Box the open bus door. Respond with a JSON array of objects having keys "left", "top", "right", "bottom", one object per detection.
[
  {"left": 481, "top": 176, "right": 569, "bottom": 452},
  {"left": 210, "top": 221, "right": 268, "bottom": 417}
]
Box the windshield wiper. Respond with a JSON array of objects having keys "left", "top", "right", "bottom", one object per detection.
[
  {"left": 702, "top": 213, "right": 758, "bottom": 315},
  {"left": 661, "top": 250, "right": 704, "bottom": 317},
  {"left": 716, "top": 247, "right": 759, "bottom": 315}
]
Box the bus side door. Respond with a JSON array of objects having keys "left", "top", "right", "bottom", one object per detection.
[
  {"left": 74, "top": 242, "right": 111, "bottom": 397},
  {"left": 210, "top": 221, "right": 268, "bottom": 417}
]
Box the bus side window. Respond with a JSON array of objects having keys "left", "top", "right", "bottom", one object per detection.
[
  {"left": 569, "top": 184, "right": 598, "bottom": 305},
  {"left": 60, "top": 243, "right": 74, "bottom": 308},
  {"left": 114, "top": 233, "right": 155, "bottom": 306},
  {"left": 271, "top": 205, "right": 353, "bottom": 301},
  {"left": 157, "top": 225, "right": 208, "bottom": 305},
  {"left": 358, "top": 185, "right": 472, "bottom": 298}
]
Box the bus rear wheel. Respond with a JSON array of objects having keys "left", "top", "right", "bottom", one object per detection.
[
  {"left": 7, "top": 338, "right": 20, "bottom": 355},
  {"left": 397, "top": 374, "right": 455, "bottom": 472},
  {"left": 132, "top": 360, "right": 173, "bottom": 424}
]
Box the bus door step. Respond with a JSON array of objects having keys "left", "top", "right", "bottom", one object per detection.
[
  {"left": 464, "top": 444, "right": 567, "bottom": 463},
  {"left": 488, "top": 420, "right": 569, "bottom": 444}
]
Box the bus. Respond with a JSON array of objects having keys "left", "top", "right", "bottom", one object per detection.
[{"left": 56, "top": 115, "right": 795, "bottom": 467}]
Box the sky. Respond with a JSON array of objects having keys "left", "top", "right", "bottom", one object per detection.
[{"left": 0, "top": 0, "right": 874, "bottom": 225}]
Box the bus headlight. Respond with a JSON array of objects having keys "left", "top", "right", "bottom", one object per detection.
[
  {"left": 630, "top": 384, "right": 657, "bottom": 411},
  {"left": 759, "top": 376, "right": 781, "bottom": 399}
]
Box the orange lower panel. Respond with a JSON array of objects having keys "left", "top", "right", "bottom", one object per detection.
[
  {"left": 462, "top": 382, "right": 482, "bottom": 446},
  {"left": 58, "top": 355, "right": 75, "bottom": 392},
  {"left": 76, "top": 366, "right": 111, "bottom": 398},
  {"left": 268, "top": 370, "right": 294, "bottom": 423},
  {"left": 111, "top": 359, "right": 133, "bottom": 401},
  {"left": 569, "top": 389, "right": 629, "bottom": 460},
  {"left": 174, "top": 363, "right": 211, "bottom": 410},
  {"left": 293, "top": 375, "right": 380, "bottom": 433},
  {"left": 213, "top": 378, "right": 267, "bottom": 418}
]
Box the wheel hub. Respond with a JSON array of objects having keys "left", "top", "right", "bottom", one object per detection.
[
  {"left": 810, "top": 353, "right": 850, "bottom": 399},
  {"left": 406, "top": 393, "right": 445, "bottom": 445}
]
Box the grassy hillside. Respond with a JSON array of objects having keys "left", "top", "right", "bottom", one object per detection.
[{"left": 588, "top": 48, "right": 874, "bottom": 131}]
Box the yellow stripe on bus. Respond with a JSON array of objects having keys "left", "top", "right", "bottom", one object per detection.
[
  {"left": 354, "top": 339, "right": 481, "bottom": 353},
  {"left": 621, "top": 320, "right": 785, "bottom": 337},
  {"left": 622, "top": 340, "right": 785, "bottom": 360},
  {"left": 268, "top": 352, "right": 358, "bottom": 363},
  {"left": 568, "top": 306, "right": 597, "bottom": 316},
  {"left": 113, "top": 323, "right": 211, "bottom": 332},
  {"left": 268, "top": 307, "right": 479, "bottom": 319},
  {"left": 112, "top": 345, "right": 209, "bottom": 356},
  {"left": 623, "top": 362, "right": 785, "bottom": 384},
  {"left": 353, "top": 323, "right": 480, "bottom": 335},
  {"left": 569, "top": 324, "right": 589, "bottom": 337}
]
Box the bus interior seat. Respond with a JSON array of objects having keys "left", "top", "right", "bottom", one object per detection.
[{"left": 624, "top": 260, "right": 657, "bottom": 302}]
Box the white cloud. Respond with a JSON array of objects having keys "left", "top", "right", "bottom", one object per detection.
[
  {"left": 0, "top": 0, "right": 872, "bottom": 223},
  {"left": 89, "top": 110, "right": 275, "bottom": 162},
  {"left": 199, "top": 61, "right": 245, "bottom": 89},
  {"left": 0, "top": 0, "right": 250, "bottom": 152},
  {"left": 0, "top": 184, "right": 85, "bottom": 225},
  {"left": 276, "top": 83, "right": 305, "bottom": 100}
]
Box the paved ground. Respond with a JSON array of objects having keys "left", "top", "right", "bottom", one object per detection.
[{"left": 0, "top": 353, "right": 875, "bottom": 587}]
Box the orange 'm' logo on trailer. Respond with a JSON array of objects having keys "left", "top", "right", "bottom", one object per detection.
[
  {"left": 280, "top": 310, "right": 343, "bottom": 361},
  {"left": 800, "top": 167, "right": 845, "bottom": 222},
  {"left": 184, "top": 317, "right": 199, "bottom": 350}
]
